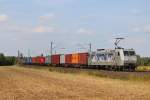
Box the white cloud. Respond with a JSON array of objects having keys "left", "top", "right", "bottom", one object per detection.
[
  {"left": 127, "top": 37, "right": 147, "bottom": 44},
  {"left": 76, "top": 28, "right": 95, "bottom": 35},
  {"left": 130, "top": 9, "right": 142, "bottom": 15},
  {"left": 32, "top": 26, "right": 57, "bottom": 33},
  {"left": 132, "top": 27, "right": 141, "bottom": 32},
  {"left": 122, "top": 37, "right": 148, "bottom": 47},
  {"left": 39, "top": 13, "right": 55, "bottom": 22},
  {"left": 0, "top": 14, "right": 9, "bottom": 22},
  {"left": 132, "top": 25, "right": 150, "bottom": 33},
  {"left": 80, "top": 15, "right": 96, "bottom": 20},
  {"left": 34, "top": 0, "right": 75, "bottom": 6},
  {"left": 0, "top": 24, "right": 58, "bottom": 34},
  {"left": 143, "top": 25, "right": 150, "bottom": 33}
]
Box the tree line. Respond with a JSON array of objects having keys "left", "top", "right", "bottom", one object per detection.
[
  {"left": 0, "top": 53, "right": 16, "bottom": 66},
  {"left": 137, "top": 55, "right": 150, "bottom": 66}
]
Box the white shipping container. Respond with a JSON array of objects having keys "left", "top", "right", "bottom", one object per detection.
[
  {"left": 60, "top": 54, "right": 65, "bottom": 64},
  {"left": 45, "top": 56, "right": 51, "bottom": 64}
]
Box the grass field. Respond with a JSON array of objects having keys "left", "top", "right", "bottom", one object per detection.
[{"left": 0, "top": 65, "right": 150, "bottom": 100}]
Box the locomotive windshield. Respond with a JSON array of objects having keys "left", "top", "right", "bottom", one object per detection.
[{"left": 124, "top": 51, "right": 135, "bottom": 56}]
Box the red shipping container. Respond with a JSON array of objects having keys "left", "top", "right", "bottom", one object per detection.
[
  {"left": 51, "top": 54, "right": 60, "bottom": 64},
  {"left": 33, "top": 57, "right": 45, "bottom": 64},
  {"left": 38, "top": 57, "right": 45, "bottom": 64},
  {"left": 35, "top": 57, "right": 39, "bottom": 64},
  {"left": 35, "top": 57, "right": 38, "bottom": 64},
  {"left": 65, "top": 54, "right": 72, "bottom": 64},
  {"left": 32, "top": 57, "right": 36, "bottom": 64},
  {"left": 78, "top": 53, "right": 88, "bottom": 65}
]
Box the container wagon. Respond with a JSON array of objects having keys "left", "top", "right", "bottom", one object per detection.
[{"left": 51, "top": 54, "right": 60, "bottom": 66}]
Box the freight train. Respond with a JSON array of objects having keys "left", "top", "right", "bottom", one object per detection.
[{"left": 21, "top": 48, "right": 137, "bottom": 71}]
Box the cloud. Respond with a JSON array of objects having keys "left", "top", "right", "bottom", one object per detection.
[
  {"left": 132, "top": 27, "right": 141, "bottom": 32},
  {"left": 130, "top": 9, "right": 142, "bottom": 15},
  {"left": 39, "top": 13, "right": 55, "bottom": 22},
  {"left": 0, "top": 14, "right": 9, "bottom": 22},
  {"left": 0, "top": 24, "right": 58, "bottom": 34},
  {"left": 34, "top": 0, "right": 75, "bottom": 5},
  {"left": 132, "top": 25, "right": 150, "bottom": 33},
  {"left": 80, "top": 15, "right": 97, "bottom": 20},
  {"left": 143, "top": 25, "right": 150, "bottom": 33},
  {"left": 76, "top": 28, "right": 95, "bottom": 35},
  {"left": 126, "top": 37, "right": 147, "bottom": 44},
  {"left": 120, "top": 36, "right": 148, "bottom": 48},
  {"left": 32, "top": 26, "right": 57, "bottom": 33}
]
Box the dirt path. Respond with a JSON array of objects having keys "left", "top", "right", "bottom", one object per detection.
[{"left": 0, "top": 66, "right": 150, "bottom": 100}]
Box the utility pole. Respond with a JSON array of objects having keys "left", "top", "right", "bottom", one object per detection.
[
  {"left": 18, "top": 50, "right": 20, "bottom": 58},
  {"left": 89, "top": 43, "right": 92, "bottom": 52},
  {"left": 17, "top": 50, "right": 20, "bottom": 64},
  {"left": 17, "top": 50, "right": 23, "bottom": 64},
  {"left": 50, "top": 42, "right": 53, "bottom": 56}
]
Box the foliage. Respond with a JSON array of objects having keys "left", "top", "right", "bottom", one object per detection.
[
  {"left": 137, "top": 55, "right": 150, "bottom": 66},
  {"left": 0, "top": 53, "right": 16, "bottom": 66}
]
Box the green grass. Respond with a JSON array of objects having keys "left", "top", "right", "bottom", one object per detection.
[
  {"left": 49, "top": 67, "right": 110, "bottom": 78},
  {"left": 136, "top": 66, "right": 150, "bottom": 72}
]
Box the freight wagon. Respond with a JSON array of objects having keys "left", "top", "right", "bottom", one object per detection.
[
  {"left": 23, "top": 57, "right": 32, "bottom": 65},
  {"left": 65, "top": 54, "right": 72, "bottom": 65},
  {"left": 51, "top": 54, "right": 60, "bottom": 66},
  {"left": 45, "top": 56, "right": 51, "bottom": 65}
]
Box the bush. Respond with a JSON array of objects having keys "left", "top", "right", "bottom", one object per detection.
[{"left": 0, "top": 53, "right": 16, "bottom": 66}]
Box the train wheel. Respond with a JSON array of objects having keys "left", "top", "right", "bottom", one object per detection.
[
  {"left": 122, "top": 66, "right": 125, "bottom": 72},
  {"left": 119, "top": 66, "right": 122, "bottom": 71}
]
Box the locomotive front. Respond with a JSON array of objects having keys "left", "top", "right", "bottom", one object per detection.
[{"left": 123, "top": 49, "right": 137, "bottom": 69}]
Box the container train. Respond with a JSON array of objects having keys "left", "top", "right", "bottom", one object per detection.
[{"left": 21, "top": 48, "right": 137, "bottom": 71}]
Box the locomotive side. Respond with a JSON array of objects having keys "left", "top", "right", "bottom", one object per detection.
[{"left": 88, "top": 48, "right": 137, "bottom": 71}]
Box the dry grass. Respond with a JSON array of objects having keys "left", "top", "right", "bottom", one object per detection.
[
  {"left": 48, "top": 66, "right": 150, "bottom": 82},
  {"left": 21, "top": 65, "right": 150, "bottom": 82},
  {"left": 0, "top": 65, "right": 150, "bottom": 100}
]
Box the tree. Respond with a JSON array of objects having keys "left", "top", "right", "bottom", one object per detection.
[{"left": 0, "top": 53, "right": 6, "bottom": 65}]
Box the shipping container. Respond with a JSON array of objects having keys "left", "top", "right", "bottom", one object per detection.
[
  {"left": 37, "top": 57, "right": 45, "bottom": 64},
  {"left": 26, "top": 57, "right": 32, "bottom": 64},
  {"left": 71, "top": 53, "right": 79, "bottom": 64},
  {"left": 45, "top": 56, "right": 51, "bottom": 65},
  {"left": 32, "top": 57, "right": 36, "bottom": 64},
  {"left": 22, "top": 57, "right": 26, "bottom": 64},
  {"left": 51, "top": 54, "right": 60, "bottom": 65},
  {"left": 78, "top": 53, "right": 88, "bottom": 65},
  {"left": 65, "top": 54, "right": 72, "bottom": 64},
  {"left": 60, "top": 54, "right": 65, "bottom": 64}
]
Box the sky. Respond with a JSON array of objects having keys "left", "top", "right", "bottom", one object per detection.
[{"left": 0, "top": 0, "right": 150, "bottom": 57}]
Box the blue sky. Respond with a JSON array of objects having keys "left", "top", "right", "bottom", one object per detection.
[{"left": 0, "top": 0, "right": 150, "bottom": 57}]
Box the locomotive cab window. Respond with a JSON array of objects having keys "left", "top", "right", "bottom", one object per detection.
[
  {"left": 129, "top": 51, "right": 135, "bottom": 56},
  {"left": 124, "top": 51, "right": 129, "bottom": 56},
  {"left": 124, "top": 51, "right": 135, "bottom": 56}
]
